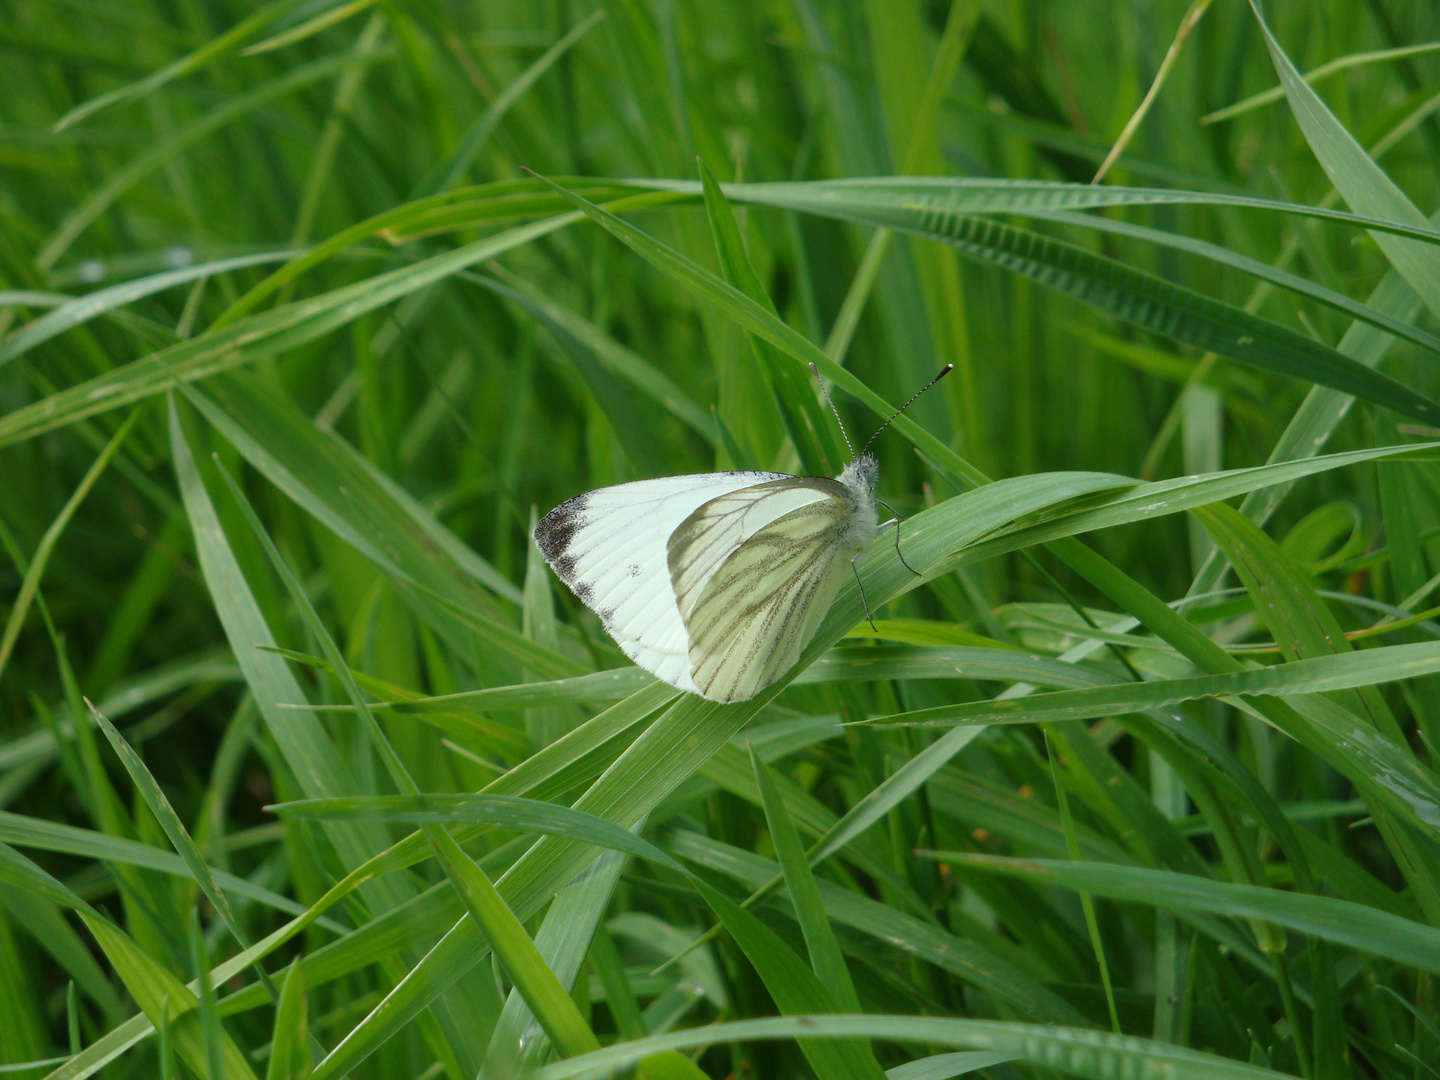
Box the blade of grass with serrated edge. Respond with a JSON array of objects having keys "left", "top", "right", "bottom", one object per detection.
[
  {"left": 1029, "top": 208, "right": 1440, "bottom": 358},
  {"left": 78, "top": 913, "right": 259, "bottom": 1080},
  {"left": 828, "top": 211, "right": 1440, "bottom": 425},
  {"left": 702, "top": 177, "right": 1440, "bottom": 247},
  {"left": 212, "top": 456, "right": 602, "bottom": 1061},
  {"left": 1248, "top": 0, "right": 1440, "bottom": 317},
  {"left": 749, "top": 746, "right": 860, "bottom": 1012},
  {"left": 303, "top": 471, "right": 1125, "bottom": 1079},
  {"left": 932, "top": 853, "right": 1440, "bottom": 974},
  {"left": 526, "top": 1013, "right": 1290, "bottom": 1080}
]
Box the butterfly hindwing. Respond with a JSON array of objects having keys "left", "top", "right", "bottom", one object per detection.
[
  {"left": 532, "top": 471, "right": 785, "bottom": 694},
  {"left": 667, "top": 479, "right": 860, "bottom": 702}
]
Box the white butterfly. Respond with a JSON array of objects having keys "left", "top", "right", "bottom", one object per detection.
[{"left": 533, "top": 366, "right": 950, "bottom": 704}]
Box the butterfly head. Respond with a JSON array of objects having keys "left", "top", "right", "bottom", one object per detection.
[{"left": 837, "top": 452, "right": 878, "bottom": 498}]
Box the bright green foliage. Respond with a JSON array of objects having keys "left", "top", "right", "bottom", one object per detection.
[{"left": 2, "top": 2, "right": 1440, "bottom": 1078}]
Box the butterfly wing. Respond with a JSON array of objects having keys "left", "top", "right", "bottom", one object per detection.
[
  {"left": 533, "top": 471, "right": 786, "bottom": 695},
  {"left": 668, "top": 478, "right": 863, "bottom": 703}
]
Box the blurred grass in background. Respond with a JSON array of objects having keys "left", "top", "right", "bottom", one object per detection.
[{"left": 3, "top": 0, "right": 1440, "bottom": 1077}]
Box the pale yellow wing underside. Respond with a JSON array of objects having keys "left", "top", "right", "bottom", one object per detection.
[{"left": 667, "top": 479, "right": 858, "bottom": 703}]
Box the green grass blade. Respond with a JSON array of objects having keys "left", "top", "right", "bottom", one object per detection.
[
  {"left": 0, "top": 252, "right": 293, "bottom": 370},
  {"left": 168, "top": 395, "right": 390, "bottom": 874},
  {"left": 935, "top": 853, "right": 1440, "bottom": 974},
  {"left": 86, "top": 701, "right": 278, "bottom": 1000},
  {"left": 0, "top": 214, "right": 577, "bottom": 449},
  {"left": 0, "top": 411, "right": 136, "bottom": 684},
  {"left": 749, "top": 745, "right": 860, "bottom": 1011},
  {"left": 870, "top": 640, "right": 1440, "bottom": 726},
  {"left": 78, "top": 913, "right": 259, "bottom": 1080},
  {"left": 1249, "top": 0, "right": 1440, "bottom": 316},
  {"left": 265, "top": 962, "right": 309, "bottom": 1080},
  {"left": 526, "top": 1013, "right": 1290, "bottom": 1080},
  {"left": 42, "top": 50, "right": 387, "bottom": 270}
]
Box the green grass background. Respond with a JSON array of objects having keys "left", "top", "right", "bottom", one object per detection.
[{"left": 3, "top": 0, "right": 1440, "bottom": 1077}]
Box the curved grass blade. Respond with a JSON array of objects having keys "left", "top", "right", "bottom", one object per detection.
[
  {"left": 0, "top": 412, "right": 137, "bottom": 684},
  {"left": 525, "top": 1013, "right": 1290, "bottom": 1080},
  {"left": 1248, "top": 0, "right": 1440, "bottom": 317},
  {"left": 0, "top": 214, "right": 575, "bottom": 449},
  {"left": 214, "top": 456, "right": 603, "bottom": 1061},
  {"left": 0, "top": 252, "right": 294, "bottom": 370},
  {"left": 936, "top": 853, "right": 1440, "bottom": 974},
  {"left": 869, "top": 639, "right": 1440, "bottom": 727},
  {"left": 78, "top": 914, "right": 260, "bottom": 1080},
  {"left": 1030, "top": 208, "right": 1440, "bottom": 358},
  {"left": 52, "top": 0, "right": 305, "bottom": 131},
  {"left": 815, "top": 211, "right": 1440, "bottom": 425},
  {"left": 667, "top": 827, "right": 1086, "bottom": 1025},
  {"left": 87, "top": 701, "right": 278, "bottom": 1000},
  {"left": 1202, "top": 40, "right": 1440, "bottom": 124},
  {"left": 465, "top": 269, "right": 715, "bottom": 442},
  {"left": 707, "top": 176, "right": 1440, "bottom": 249}
]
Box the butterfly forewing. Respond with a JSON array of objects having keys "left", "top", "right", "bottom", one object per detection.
[
  {"left": 668, "top": 481, "right": 860, "bottom": 702},
  {"left": 533, "top": 471, "right": 785, "bottom": 694}
]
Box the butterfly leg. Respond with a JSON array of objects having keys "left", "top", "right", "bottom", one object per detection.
[
  {"left": 851, "top": 553, "right": 877, "bottom": 632},
  {"left": 876, "top": 498, "right": 920, "bottom": 575}
]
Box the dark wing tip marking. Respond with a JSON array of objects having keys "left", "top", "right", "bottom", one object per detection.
[{"left": 533, "top": 492, "right": 589, "bottom": 581}]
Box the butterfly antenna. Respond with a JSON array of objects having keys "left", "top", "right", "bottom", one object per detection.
[
  {"left": 860, "top": 364, "right": 954, "bottom": 457},
  {"left": 810, "top": 362, "right": 856, "bottom": 460}
]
